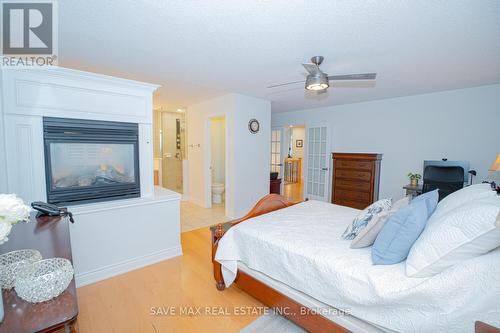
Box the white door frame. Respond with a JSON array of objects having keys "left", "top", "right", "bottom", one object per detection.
[
  {"left": 271, "top": 127, "right": 284, "bottom": 193},
  {"left": 303, "top": 123, "right": 332, "bottom": 202},
  {"left": 204, "top": 113, "right": 228, "bottom": 211}
]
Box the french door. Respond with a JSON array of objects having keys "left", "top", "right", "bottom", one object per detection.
[
  {"left": 270, "top": 128, "right": 283, "bottom": 176},
  {"left": 305, "top": 125, "right": 330, "bottom": 201}
]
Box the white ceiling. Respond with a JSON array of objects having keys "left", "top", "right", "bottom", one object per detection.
[{"left": 59, "top": 1, "right": 500, "bottom": 112}]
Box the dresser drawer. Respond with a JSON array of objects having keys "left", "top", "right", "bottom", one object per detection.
[
  {"left": 334, "top": 189, "right": 370, "bottom": 202},
  {"left": 335, "top": 179, "right": 371, "bottom": 192},
  {"left": 335, "top": 169, "right": 372, "bottom": 182},
  {"left": 334, "top": 199, "right": 370, "bottom": 210},
  {"left": 335, "top": 159, "right": 373, "bottom": 170}
]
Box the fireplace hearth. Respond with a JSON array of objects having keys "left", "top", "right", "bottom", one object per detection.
[{"left": 43, "top": 117, "right": 141, "bottom": 205}]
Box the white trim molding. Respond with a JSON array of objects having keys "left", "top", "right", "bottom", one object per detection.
[{"left": 75, "top": 246, "right": 182, "bottom": 287}]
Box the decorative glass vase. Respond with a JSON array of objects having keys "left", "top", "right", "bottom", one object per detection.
[
  {"left": 0, "top": 249, "right": 42, "bottom": 289},
  {"left": 14, "top": 258, "right": 74, "bottom": 303}
]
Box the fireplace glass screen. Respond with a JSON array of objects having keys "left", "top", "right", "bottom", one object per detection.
[
  {"left": 44, "top": 117, "right": 140, "bottom": 205},
  {"left": 49, "top": 143, "right": 136, "bottom": 190}
]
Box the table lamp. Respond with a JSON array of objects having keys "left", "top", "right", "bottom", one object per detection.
[
  {"left": 489, "top": 154, "right": 500, "bottom": 194},
  {"left": 489, "top": 154, "right": 500, "bottom": 172}
]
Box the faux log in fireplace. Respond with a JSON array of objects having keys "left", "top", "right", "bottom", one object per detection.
[{"left": 43, "top": 117, "right": 140, "bottom": 205}]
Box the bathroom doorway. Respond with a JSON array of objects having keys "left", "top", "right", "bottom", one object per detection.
[
  {"left": 153, "top": 109, "right": 186, "bottom": 194},
  {"left": 283, "top": 125, "right": 305, "bottom": 202},
  {"left": 207, "top": 116, "right": 226, "bottom": 211}
]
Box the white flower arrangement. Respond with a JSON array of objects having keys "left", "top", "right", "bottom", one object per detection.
[{"left": 0, "top": 194, "right": 31, "bottom": 244}]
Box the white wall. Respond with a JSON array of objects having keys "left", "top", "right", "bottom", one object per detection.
[
  {"left": 272, "top": 84, "right": 500, "bottom": 200},
  {"left": 210, "top": 117, "right": 226, "bottom": 184},
  {"left": 188, "top": 93, "right": 271, "bottom": 218},
  {"left": 229, "top": 94, "right": 271, "bottom": 218},
  {"left": 292, "top": 127, "right": 305, "bottom": 180},
  {"left": 292, "top": 127, "right": 305, "bottom": 159},
  {"left": 71, "top": 188, "right": 181, "bottom": 287},
  {"left": 0, "top": 68, "right": 7, "bottom": 193}
]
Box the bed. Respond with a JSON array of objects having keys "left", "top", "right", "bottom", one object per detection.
[{"left": 211, "top": 194, "right": 500, "bottom": 333}]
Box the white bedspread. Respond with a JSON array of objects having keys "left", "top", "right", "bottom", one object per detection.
[{"left": 215, "top": 200, "right": 500, "bottom": 333}]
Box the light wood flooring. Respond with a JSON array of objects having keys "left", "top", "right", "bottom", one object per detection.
[
  {"left": 76, "top": 227, "right": 262, "bottom": 333},
  {"left": 180, "top": 202, "right": 229, "bottom": 232},
  {"left": 283, "top": 181, "right": 304, "bottom": 203}
]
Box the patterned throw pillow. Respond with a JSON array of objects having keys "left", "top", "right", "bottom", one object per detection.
[
  {"left": 341, "top": 199, "right": 392, "bottom": 240},
  {"left": 350, "top": 197, "right": 411, "bottom": 248}
]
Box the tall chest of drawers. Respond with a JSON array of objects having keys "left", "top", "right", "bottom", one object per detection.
[{"left": 331, "top": 153, "right": 382, "bottom": 209}]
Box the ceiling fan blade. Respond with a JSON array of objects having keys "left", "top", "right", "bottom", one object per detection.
[
  {"left": 328, "top": 73, "right": 377, "bottom": 81},
  {"left": 302, "top": 63, "right": 321, "bottom": 75},
  {"left": 267, "top": 80, "right": 305, "bottom": 88}
]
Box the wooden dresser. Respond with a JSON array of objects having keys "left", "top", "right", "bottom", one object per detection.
[
  {"left": 0, "top": 215, "right": 78, "bottom": 333},
  {"left": 331, "top": 153, "right": 382, "bottom": 209}
]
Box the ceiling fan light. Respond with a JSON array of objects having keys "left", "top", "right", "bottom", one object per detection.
[
  {"left": 305, "top": 74, "right": 329, "bottom": 91},
  {"left": 307, "top": 83, "right": 329, "bottom": 91}
]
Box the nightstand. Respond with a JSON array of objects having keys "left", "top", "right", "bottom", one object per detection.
[{"left": 403, "top": 184, "right": 423, "bottom": 198}]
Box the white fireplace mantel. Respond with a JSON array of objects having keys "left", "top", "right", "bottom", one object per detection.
[
  {"left": 0, "top": 66, "right": 160, "bottom": 201},
  {"left": 0, "top": 66, "right": 182, "bottom": 287}
]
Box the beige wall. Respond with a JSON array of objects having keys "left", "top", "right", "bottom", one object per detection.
[
  {"left": 210, "top": 117, "right": 226, "bottom": 184},
  {"left": 152, "top": 110, "right": 162, "bottom": 158},
  {"left": 291, "top": 126, "right": 305, "bottom": 159}
]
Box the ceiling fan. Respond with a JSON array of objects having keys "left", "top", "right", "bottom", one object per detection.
[{"left": 268, "top": 56, "right": 377, "bottom": 93}]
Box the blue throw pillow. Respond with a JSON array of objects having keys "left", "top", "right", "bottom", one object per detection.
[
  {"left": 372, "top": 200, "right": 429, "bottom": 265},
  {"left": 411, "top": 189, "right": 439, "bottom": 217}
]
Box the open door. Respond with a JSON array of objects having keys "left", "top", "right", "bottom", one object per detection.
[
  {"left": 305, "top": 125, "right": 330, "bottom": 201},
  {"left": 270, "top": 128, "right": 283, "bottom": 177}
]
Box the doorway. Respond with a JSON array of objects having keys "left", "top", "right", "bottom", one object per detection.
[
  {"left": 283, "top": 125, "right": 305, "bottom": 202},
  {"left": 304, "top": 125, "right": 330, "bottom": 201},
  {"left": 154, "top": 110, "right": 186, "bottom": 194},
  {"left": 207, "top": 116, "right": 226, "bottom": 212}
]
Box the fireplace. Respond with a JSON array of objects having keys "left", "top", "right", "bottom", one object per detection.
[{"left": 43, "top": 117, "right": 141, "bottom": 205}]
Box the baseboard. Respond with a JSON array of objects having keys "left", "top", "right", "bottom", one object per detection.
[{"left": 75, "top": 245, "right": 183, "bottom": 287}]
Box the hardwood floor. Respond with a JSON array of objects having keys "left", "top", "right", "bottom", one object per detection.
[
  {"left": 283, "top": 181, "right": 304, "bottom": 202},
  {"left": 181, "top": 201, "right": 229, "bottom": 232},
  {"left": 76, "top": 228, "right": 262, "bottom": 333}
]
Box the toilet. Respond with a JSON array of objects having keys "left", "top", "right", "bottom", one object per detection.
[{"left": 212, "top": 182, "right": 225, "bottom": 204}]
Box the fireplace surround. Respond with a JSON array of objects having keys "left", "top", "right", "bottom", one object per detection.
[{"left": 43, "top": 117, "right": 140, "bottom": 205}]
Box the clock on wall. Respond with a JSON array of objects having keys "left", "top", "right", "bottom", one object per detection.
[{"left": 248, "top": 119, "right": 260, "bottom": 134}]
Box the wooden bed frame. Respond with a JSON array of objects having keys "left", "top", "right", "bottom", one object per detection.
[
  {"left": 211, "top": 194, "right": 498, "bottom": 333},
  {"left": 211, "top": 194, "right": 350, "bottom": 333}
]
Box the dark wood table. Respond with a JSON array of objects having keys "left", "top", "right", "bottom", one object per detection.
[
  {"left": 0, "top": 214, "right": 78, "bottom": 333},
  {"left": 403, "top": 184, "right": 423, "bottom": 198}
]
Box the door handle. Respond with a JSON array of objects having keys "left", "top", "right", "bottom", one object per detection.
[
  {"left": 277, "top": 163, "right": 283, "bottom": 166},
  {"left": 321, "top": 168, "right": 328, "bottom": 171}
]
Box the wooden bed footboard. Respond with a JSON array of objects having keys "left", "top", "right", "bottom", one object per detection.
[{"left": 210, "top": 194, "right": 299, "bottom": 290}]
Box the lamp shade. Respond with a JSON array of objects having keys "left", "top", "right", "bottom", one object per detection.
[
  {"left": 305, "top": 73, "right": 329, "bottom": 91},
  {"left": 489, "top": 154, "right": 500, "bottom": 171}
]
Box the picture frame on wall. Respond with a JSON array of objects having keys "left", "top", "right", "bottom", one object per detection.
[{"left": 296, "top": 139, "right": 303, "bottom": 148}]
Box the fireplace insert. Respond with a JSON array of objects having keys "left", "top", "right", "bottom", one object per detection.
[{"left": 43, "top": 117, "right": 140, "bottom": 205}]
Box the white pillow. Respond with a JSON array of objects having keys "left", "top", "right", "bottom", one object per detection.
[
  {"left": 406, "top": 196, "right": 500, "bottom": 277},
  {"left": 433, "top": 183, "right": 496, "bottom": 219}
]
